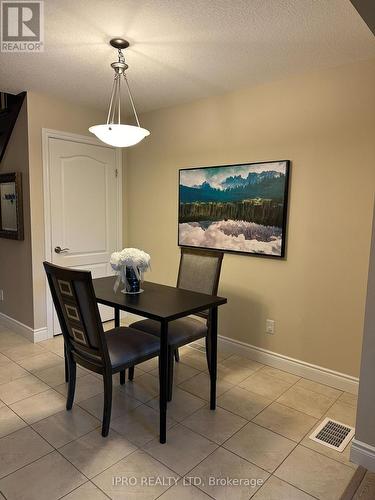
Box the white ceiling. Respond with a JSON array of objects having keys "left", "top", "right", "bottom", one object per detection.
[{"left": 0, "top": 0, "right": 374, "bottom": 114}]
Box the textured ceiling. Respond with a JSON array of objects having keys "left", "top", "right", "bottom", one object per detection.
[{"left": 0, "top": 0, "right": 374, "bottom": 113}]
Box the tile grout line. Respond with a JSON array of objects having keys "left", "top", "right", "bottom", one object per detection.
[
  {"left": 140, "top": 418, "right": 273, "bottom": 484},
  {"left": 277, "top": 382, "right": 341, "bottom": 414},
  {"left": 0, "top": 450, "right": 57, "bottom": 484},
  {"left": 298, "top": 442, "right": 355, "bottom": 471},
  {"left": 217, "top": 374, "right": 304, "bottom": 447},
  {"left": 268, "top": 475, "right": 320, "bottom": 500},
  {"left": 1, "top": 364, "right": 354, "bottom": 468},
  {"left": 291, "top": 387, "right": 359, "bottom": 469},
  {"left": 257, "top": 377, "right": 356, "bottom": 476},
  {"left": 268, "top": 387, "right": 352, "bottom": 497},
  {"left": 178, "top": 414, "right": 250, "bottom": 447},
  {"left": 0, "top": 329, "right": 357, "bottom": 499},
  {"left": 0, "top": 345, "right": 343, "bottom": 468},
  {"left": 249, "top": 400, "right": 319, "bottom": 443},
  {"left": 216, "top": 375, "right": 319, "bottom": 498},
  {"left": 147, "top": 426, "right": 276, "bottom": 500},
  {"left": 2, "top": 352, "right": 209, "bottom": 496},
  {"left": 0, "top": 402, "right": 105, "bottom": 485},
  {"left": 0, "top": 346, "right": 135, "bottom": 497},
  {"left": 67, "top": 365, "right": 357, "bottom": 495},
  {"left": 57, "top": 479, "right": 112, "bottom": 500},
  {"left": 28, "top": 422, "right": 144, "bottom": 498},
  {"left": 0, "top": 340, "right": 66, "bottom": 408},
  {"left": 0, "top": 390, "right": 65, "bottom": 483},
  {"left": 72, "top": 405, "right": 222, "bottom": 495}
]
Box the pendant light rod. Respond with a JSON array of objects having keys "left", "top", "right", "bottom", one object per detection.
[
  {"left": 106, "top": 77, "right": 117, "bottom": 124},
  {"left": 105, "top": 42, "right": 142, "bottom": 128},
  {"left": 124, "top": 75, "right": 141, "bottom": 127},
  {"left": 118, "top": 74, "right": 121, "bottom": 124}
]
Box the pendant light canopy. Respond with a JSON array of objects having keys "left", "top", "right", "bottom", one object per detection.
[{"left": 89, "top": 38, "right": 150, "bottom": 148}]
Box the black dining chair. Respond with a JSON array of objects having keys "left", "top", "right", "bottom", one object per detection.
[
  {"left": 43, "top": 261, "right": 160, "bottom": 437},
  {"left": 129, "top": 248, "right": 223, "bottom": 400}
]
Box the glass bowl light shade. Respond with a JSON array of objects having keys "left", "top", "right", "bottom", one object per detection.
[{"left": 89, "top": 124, "right": 150, "bottom": 147}]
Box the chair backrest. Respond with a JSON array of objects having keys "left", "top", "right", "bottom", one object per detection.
[
  {"left": 176, "top": 248, "right": 224, "bottom": 320},
  {"left": 43, "top": 261, "right": 110, "bottom": 372}
]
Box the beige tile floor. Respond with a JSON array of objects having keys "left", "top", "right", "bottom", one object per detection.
[{"left": 0, "top": 321, "right": 358, "bottom": 500}]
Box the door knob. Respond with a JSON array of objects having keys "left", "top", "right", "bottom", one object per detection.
[{"left": 54, "top": 246, "right": 69, "bottom": 254}]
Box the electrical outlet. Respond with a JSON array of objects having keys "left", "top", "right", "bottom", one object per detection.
[
  {"left": 0, "top": 289, "right": 3, "bottom": 301},
  {"left": 266, "top": 319, "right": 275, "bottom": 334}
]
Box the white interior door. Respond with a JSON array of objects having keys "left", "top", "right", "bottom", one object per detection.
[{"left": 48, "top": 136, "right": 120, "bottom": 335}]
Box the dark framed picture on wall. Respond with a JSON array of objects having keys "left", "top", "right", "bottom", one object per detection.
[
  {"left": 0, "top": 172, "right": 24, "bottom": 241},
  {"left": 178, "top": 160, "right": 290, "bottom": 258}
]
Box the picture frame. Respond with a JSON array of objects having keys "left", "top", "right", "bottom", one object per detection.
[
  {"left": 178, "top": 160, "right": 290, "bottom": 258},
  {"left": 0, "top": 172, "right": 24, "bottom": 240}
]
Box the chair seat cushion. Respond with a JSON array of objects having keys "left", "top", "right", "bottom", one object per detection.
[
  {"left": 106, "top": 327, "right": 160, "bottom": 370},
  {"left": 129, "top": 317, "right": 207, "bottom": 347}
]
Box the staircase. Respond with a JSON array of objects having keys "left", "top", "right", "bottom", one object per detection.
[{"left": 0, "top": 91, "right": 26, "bottom": 163}]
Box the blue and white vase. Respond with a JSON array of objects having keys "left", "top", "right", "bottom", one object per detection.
[{"left": 125, "top": 266, "right": 140, "bottom": 293}]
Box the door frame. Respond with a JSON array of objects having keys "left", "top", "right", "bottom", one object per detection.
[{"left": 42, "top": 128, "right": 123, "bottom": 338}]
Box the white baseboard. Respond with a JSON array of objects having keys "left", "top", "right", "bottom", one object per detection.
[
  {"left": 218, "top": 334, "right": 359, "bottom": 394},
  {"left": 0, "top": 312, "right": 48, "bottom": 343},
  {"left": 350, "top": 439, "right": 375, "bottom": 472},
  {"left": 112, "top": 315, "right": 359, "bottom": 394},
  {"left": 33, "top": 327, "right": 49, "bottom": 342},
  {"left": 0, "top": 310, "right": 360, "bottom": 393}
]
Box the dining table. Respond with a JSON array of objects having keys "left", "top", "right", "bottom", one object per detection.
[{"left": 93, "top": 277, "right": 227, "bottom": 443}]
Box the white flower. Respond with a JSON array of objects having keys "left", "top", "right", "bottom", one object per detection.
[
  {"left": 110, "top": 251, "right": 122, "bottom": 270},
  {"left": 110, "top": 248, "right": 151, "bottom": 274}
]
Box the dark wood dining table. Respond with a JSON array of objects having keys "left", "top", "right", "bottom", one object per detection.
[{"left": 93, "top": 277, "right": 227, "bottom": 443}]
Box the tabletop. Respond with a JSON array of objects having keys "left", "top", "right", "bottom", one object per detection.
[{"left": 93, "top": 276, "right": 227, "bottom": 321}]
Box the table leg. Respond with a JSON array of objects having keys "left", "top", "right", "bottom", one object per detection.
[
  {"left": 114, "top": 307, "right": 120, "bottom": 328},
  {"left": 114, "top": 307, "right": 125, "bottom": 385},
  {"left": 209, "top": 306, "right": 218, "bottom": 410},
  {"left": 159, "top": 320, "right": 168, "bottom": 443}
]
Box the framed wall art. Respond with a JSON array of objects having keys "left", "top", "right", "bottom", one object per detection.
[
  {"left": 0, "top": 172, "right": 24, "bottom": 240},
  {"left": 178, "top": 160, "right": 290, "bottom": 258}
]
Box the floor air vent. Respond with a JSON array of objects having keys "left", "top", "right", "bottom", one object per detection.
[{"left": 309, "top": 417, "right": 355, "bottom": 452}]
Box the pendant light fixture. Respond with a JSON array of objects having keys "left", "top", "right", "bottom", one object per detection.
[{"left": 89, "top": 38, "right": 150, "bottom": 147}]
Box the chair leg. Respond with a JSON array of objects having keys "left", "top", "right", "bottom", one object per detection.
[
  {"left": 174, "top": 349, "right": 180, "bottom": 362},
  {"left": 64, "top": 344, "right": 69, "bottom": 383},
  {"left": 120, "top": 370, "right": 125, "bottom": 385},
  {"left": 102, "top": 374, "right": 113, "bottom": 437},
  {"left": 66, "top": 355, "right": 76, "bottom": 410},
  {"left": 128, "top": 366, "right": 134, "bottom": 381},
  {"left": 168, "top": 348, "right": 174, "bottom": 402}
]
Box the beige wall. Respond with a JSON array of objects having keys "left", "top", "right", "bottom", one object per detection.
[
  {"left": 27, "top": 92, "right": 105, "bottom": 329},
  {"left": 122, "top": 149, "right": 129, "bottom": 246},
  {"left": 0, "top": 98, "right": 34, "bottom": 327},
  {"left": 126, "top": 58, "right": 375, "bottom": 377}
]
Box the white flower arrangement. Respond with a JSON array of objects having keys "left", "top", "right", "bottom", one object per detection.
[{"left": 110, "top": 248, "right": 151, "bottom": 293}]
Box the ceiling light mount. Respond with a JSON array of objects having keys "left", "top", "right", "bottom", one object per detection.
[
  {"left": 111, "top": 61, "right": 128, "bottom": 73},
  {"left": 109, "top": 38, "right": 130, "bottom": 50},
  {"left": 110, "top": 38, "right": 129, "bottom": 72},
  {"left": 89, "top": 37, "right": 150, "bottom": 148}
]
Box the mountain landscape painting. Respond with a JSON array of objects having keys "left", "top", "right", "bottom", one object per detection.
[{"left": 178, "top": 161, "right": 290, "bottom": 257}]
